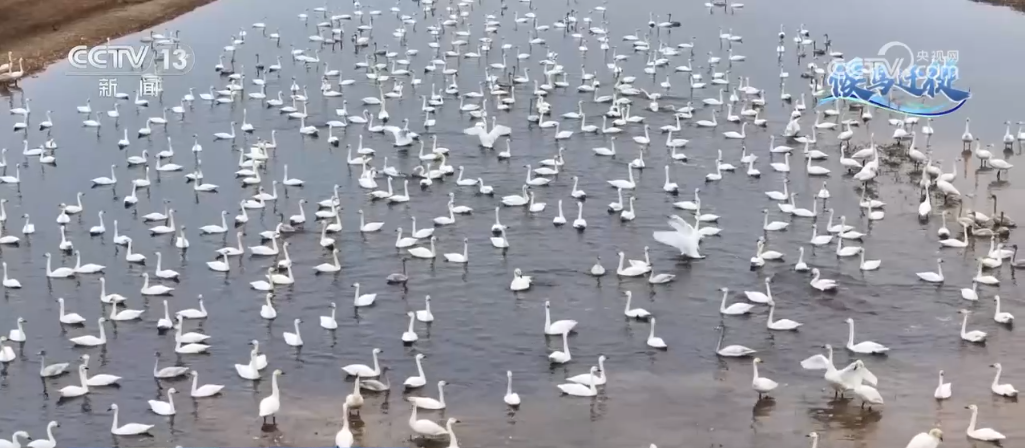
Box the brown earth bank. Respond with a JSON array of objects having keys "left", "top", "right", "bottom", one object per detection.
[
  {"left": 973, "top": 0, "right": 1025, "bottom": 12},
  {"left": 0, "top": 0, "right": 216, "bottom": 79}
]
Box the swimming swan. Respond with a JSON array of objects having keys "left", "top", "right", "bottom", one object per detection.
[
  {"left": 845, "top": 318, "right": 889, "bottom": 353},
  {"left": 190, "top": 370, "right": 224, "bottom": 397},
  {"left": 147, "top": 388, "right": 176, "bottom": 415},
  {"left": 989, "top": 363, "right": 1017, "bottom": 397},
  {"left": 934, "top": 370, "right": 951, "bottom": 400},
  {"left": 715, "top": 325, "right": 756, "bottom": 357},
  {"left": 343, "top": 348, "right": 382, "bottom": 378},
  {"left": 504, "top": 370, "right": 521, "bottom": 406},
  {"left": 557, "top": 366, "right": 599, "bottom": 397},
  {"left": 568, "top": 355, "right": 607, "bottom": 386},
  {"left": 108, "top": 404, "right": 153, "bottom": 436},
  {"left": 964, "top": 404, "right": 1004, "bottom": 441},
  {"left": 544, "top": 301, "right": 577, "bottom": 335},
  {"left": 408, "top": 380, "right": 446, "bottom": 409}
]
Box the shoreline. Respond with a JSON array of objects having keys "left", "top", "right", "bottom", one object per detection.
[
  {"left": 974, "top": 0, "right": 1025, "bottom": 11},
  {"left": 0, "top": 0, "right": 217, "bottom": 83}
]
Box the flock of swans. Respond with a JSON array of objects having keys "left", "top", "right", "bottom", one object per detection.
[{"left": 0, "top": 0, "right": 1023, "bottom": 447}]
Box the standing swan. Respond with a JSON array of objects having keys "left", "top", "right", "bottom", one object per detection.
[
  {"left": 258, "top": 369, "right": 284, "bottom": 425},
  {"left": 751, "top": 358, "right": 778, "bottom": 398}
]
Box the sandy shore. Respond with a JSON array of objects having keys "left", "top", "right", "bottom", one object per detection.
[{"left": 0, "top": 0, "right": 217, "bottom": 79}]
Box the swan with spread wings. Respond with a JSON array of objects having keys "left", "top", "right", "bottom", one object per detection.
[{"left": 652, "top": 214, "right": 703, "bottom": 259}]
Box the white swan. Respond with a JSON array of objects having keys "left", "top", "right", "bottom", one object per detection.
[
  {"left": 934, "top": 370, "right": 951, "bottom": 400},
  {"left": 716, "top": 326, "right": 756, "bottom": 357},
  {"left": 558, "top": 366, "right": 599, "bottom": 397},
  {"left": 258, "top": 370, "right": 284, "bottom": 425},
  {"left": 549, "top": 330, "right": 572, "bottom": 364},
  {"left": 408, "top": 380, "right": 446, "bottom": 409},
  {"left": 343, "top": 348, "right": 382, "bottom": 378},
  {"left": 69, "top": 317, "right": 107, "bottom": 346},
  {"left": 959, "top": 310, "right": 986, "bottom": 343},
  {"left": 990, "top": 363, "right": 1017, "bottom": 397},
  {"left": 766, "top": 300, "right": 802, "bottom": 330},
  {"left": 751, "top": 358, "right": 778, "bottom": 398},
  {"left": 283, "top": 318, "right": 303, "bottom": 346},
  {"left": 510, "top": 268, "right": 532, "bottom": 291},
  {"left": 964, "top": 404, "right": 1005, "bottom": 441},
  {"left": 845, "top": 318, "right": 888, "bottom": 353},
  {"left": 108, "top": 404, "right": 153, "bottom": 436},
  {"left": 653, "top": 215, "right": 702, "bottom": 258},
  {"left": 352, "top": 282, "right": 377, "bottom": 307},
  {"left": 809, "top": 268, "right": 837, "bottom": 291},
  {"left": 904, "top": 429, "right": 943, "bottom": 448},
  {"left": 623, "top": 291, "right": 651, "bottom": 319},
  {"left": 147, "top": 388, "right": 176, "bottom": 415},
  {"left": 190, "top": 370, "right": 224, "bottom": 397}
]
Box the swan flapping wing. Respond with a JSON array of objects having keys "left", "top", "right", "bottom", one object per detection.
[
  {"left": 654, "top": 216, "right": 703, "bottom": 258},
  {"left": 463, "top": 123, "right": 485, "bottom": 136},
  {"left": 489, "top": 124, "right": 512, "bottom": 138},
  {"left": 667, "top": 214, "right": 696, "bottom": 236},
  {"left": 382, "top": 125, "right": 403, "bottom": 137},
  {"left": 799, "top": 354, "right": 832, "bottom": 370},
  {"left": 840, "top": 361, "right": 878, "bottom": 387},
  {"left": 653, "top": 231, "right": 690, "bottom": 254}
]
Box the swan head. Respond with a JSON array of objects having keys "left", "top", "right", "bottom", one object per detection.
[
  {"left": 991, "top": 363, "right": 1002, "bottom": 369},
  {"left": 168, "top": 388, "right": 177, "bottom": 394},
  {"left": 273, "top": 369, "right": 283, "bottom": 377},
  {"left": 372, "top": 348, "right": 382, "bottom": 355},
  {"left": 845, "top": 318, "right": 853, "bottom": 324},
  {"left": 108, "top": 404, "right": 119, "bottom": 411},
  {"left": 811, "top": 268, "right": 820, "bottom": 275},
  {"left": 753, "top": 357, "right": 762, "bottom": 364},
  {"left": 965, "top": 404, "right": 978, "bottom": 411},
  {"left": 927, "top": 429, "right": 943, "bottom": 441},
  {"left": 352, "top": 282, "right": 360, "bottom": 288},
  {"left": 190, "top": 370, "right": 199, "bottom": 377},
  {"left": 806, "top": 432, "right": 818, "bottom": 439}
]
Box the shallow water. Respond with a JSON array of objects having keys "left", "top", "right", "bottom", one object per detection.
[{"left": 2, "top": 0, "right": 1025, "bottom": 447}]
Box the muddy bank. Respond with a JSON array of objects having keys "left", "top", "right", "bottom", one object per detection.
[
  {"left": 973, "top": 0, "right": 1025, "bottom": 12},
  {"left": 0, "top": 0, "right": 216, "bottom": 79}
]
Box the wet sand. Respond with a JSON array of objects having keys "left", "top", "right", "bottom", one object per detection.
[{"left": 0, "top": 0, "right": 216, "bottom": 78}]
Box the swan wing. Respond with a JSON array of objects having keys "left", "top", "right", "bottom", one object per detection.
[
  {"left": 653, "top": 231, "right": 688, "bottom": 253},
  {"left": 490, "top": 124, "right": 513, "bottom": 137},
  {"left": 799, "top": 354, "right": 831, "bottom": 370},
  {"left": 904, "top": 433, "right": 935, "bottom": 448},
  {"left": 839, "top": 361, "right": 877, "bottom": 387},
  {"left": 463, "top": 125, "right": 483, "bottom": 136}
]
